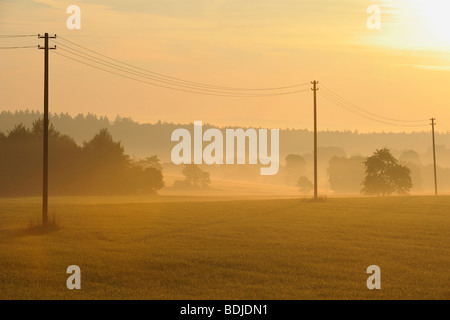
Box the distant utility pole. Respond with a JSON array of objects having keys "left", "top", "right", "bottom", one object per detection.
[
  {"left": 38, "top": 33, "right": 56, "bottom": 226},
  {"left": 311, "top": 80, "right": 319, "bottom": 200},
  {"left": 430, "top": 118, "right": 438, "bottom": 196}
]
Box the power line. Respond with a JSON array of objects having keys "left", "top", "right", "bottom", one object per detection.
[
  {"left": 0, "top": 34, "right": 38, "bottom": 38},
  {"left": 435, "top": 120, "right": 450, "bottom": 134},
  {"left": 320, "top": 84, "right": 428, "bottom": 124},
  {"left": 52, "top": 50, "right": 311, "bottom": 97},
  {"left": 320, "top": 91, "right": 428, "bottom": 128},
  {"left": 55, "top": 36, "right": 309, "bottom": 92},
  {"left": 2, "top": 34, "right": 437, "bottom": 129},
  {"left": 54, "top": 42, "right": 308, "bottom": 94},
  {"left": 0, "top": 45, "right": 37, "bottom": 49},
  {"left": 319, "top": 90, "right": 428, "bottom": 128},
  {"left": 55, "top": 45, "right": 302, "bottom": 95}
]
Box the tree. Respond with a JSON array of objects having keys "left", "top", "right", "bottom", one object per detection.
[
  {"left": 139, "top": 155, "right": 163, "bottom": 171},
  {"left": 173, "top": 164, "right": 211, "bottom": 189},
  {"left": 296, "top": 176, "right": 313, "bottom": 196},
  {"left": 399, "top": 149, "right": 422, "bottom": 165},
  {"left": 182, "top": 164, "right": 211, "bottom": 188},
  {"left": 361, "top": 148, "right": 412, "bottom": 196},
  {"left": 81, "top": 129, "right": 130, "bottom": 194},
  {"left": 0, "top": 120, "right": 82, "bottom": 196},
  {"left": 399, "top": 149, "right": 423, "bottom": 191},
  {"left": 128, "top": 160, "right": 165, "bottom": 194}
]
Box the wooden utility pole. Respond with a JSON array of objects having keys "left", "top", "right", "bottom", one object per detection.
[
  {"left": 312, "top": 80, "right": 319, "bottom": 199},
  {"left": 431, "top": 118, "right": 438, "bottom": 196},
  {"left": 38, "top": 33, "right": 56, "bottom": 225}
]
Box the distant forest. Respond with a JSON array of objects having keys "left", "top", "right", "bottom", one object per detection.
[
  {"left": 1, "top": 110, "right": 449, "bottom": 163},
  {"left": 1, "top": 110, "right": 450, "bottom": 195}
]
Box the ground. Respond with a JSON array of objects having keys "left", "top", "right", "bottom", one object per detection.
[{"left": 0, "top": 196, "right": 449, "bottom": 299}]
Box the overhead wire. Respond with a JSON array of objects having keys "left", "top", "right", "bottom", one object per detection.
[
  {"left": 0, "top": 34, "right": 38, "bottom": 38},
  {"left": 0, "top": 34, "right": 38, "bottom": 50},
  {"left": 0, "top": 45, "right": 37, "bottom": 49},
  {"left": 54, "top": 45, "right": 305, "bottom": 95},
  {"left": 52, "top": 50, "right": 311, "bottom": 97},
  {"left": 319, "top": 90, "right": 428, "bottom": 128},
  {"left": 54, "top": 41, "right": 309, "bottom": 93},
  {"left": 1, "top": 35, "right": 438, "bottom": 126},
  {"left": 55, "top": 36, "right": 310, "bottom": 92},
  {"left": 320, "top": 84, "right": 429, "bottom": 124},
  {"left": 436, "top": 120, "right": 450, "bottom": 134}
]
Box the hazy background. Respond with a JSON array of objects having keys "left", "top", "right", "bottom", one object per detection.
[{"left": 2, "top": 110, "right": 449, "bottom": 196}]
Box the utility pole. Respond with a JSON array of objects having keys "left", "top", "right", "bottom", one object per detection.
[
  {"left": 311, "top": 80, "right": 319, "bottom": 200},
  {"left": 38, "top": 33, "right": 56, "bottom": 226},
  {"left": 431, "top": 118, "right": 438, "bottom": 196},
  {"left": 311, "top": 80, "right": 319, "bottom": 199}
]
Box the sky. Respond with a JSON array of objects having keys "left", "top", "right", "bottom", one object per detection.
[{"left": 0, "top": 0, "right": 450, "bottom": 133}]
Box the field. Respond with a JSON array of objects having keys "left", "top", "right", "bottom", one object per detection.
[{"left": 0, "top": 195, "right": 449, "bottom": 300}]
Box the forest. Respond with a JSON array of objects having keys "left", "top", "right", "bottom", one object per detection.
[
  {"left": 1, "top": 110, "right": 449, "bottom": 195},
  {"left": 0, "top": 119, "right": 163, "bottom": 196}
]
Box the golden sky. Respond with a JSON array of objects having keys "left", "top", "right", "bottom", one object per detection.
[{"left": 1, "top": 0, "right": 449, "bottom": 132}]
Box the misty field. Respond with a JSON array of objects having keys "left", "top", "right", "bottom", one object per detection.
[{"left": 0, "top": 196, "right": 449, "bottom": 300}]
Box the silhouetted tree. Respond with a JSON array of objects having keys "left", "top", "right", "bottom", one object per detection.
[
  {"left": 399, "top": 149, "right": 422, "bottom": 165},
  {"left": 0, "top": 124, "right": 40, "bottom": 195},
  {"left": 32, "top": 119, "right": 81, "bottom": 195},
  {"left": 135, "top": 155, "right": 163, "bottom": 171},
  {"left": 296, "top": 176, "right": 313, "bottom": 196},
  {"left": 140, "top": 166, "right": 164, "bottom": 194},
  {"left": 81, "top": 129, "right": 130, "bottom": 194},
  {"left": 173, "top": 164, "right": 211, "bottom": 189},
  {"left": 361, "top": 148, "right": 412, "bottom": 196},
  {"left": 399, "top": 150, "right": 423, "bottom": 191},
  {"left": 128, "top": 156, "right": 164, "bottom": 194},
  {"left": 0, "top": 121, "right": 81, "bottom": 196}
]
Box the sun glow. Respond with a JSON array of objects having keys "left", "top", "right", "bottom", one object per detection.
[
  {"left": 365, "top": 0, "right": 450, "bottom": 55},
  {"left": 410, "top": 0, "right": 450, "bottom": 47}
]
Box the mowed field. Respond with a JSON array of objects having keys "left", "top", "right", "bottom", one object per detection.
[{"left": 0, "top": 196, "right": 449, "bottom": 300}]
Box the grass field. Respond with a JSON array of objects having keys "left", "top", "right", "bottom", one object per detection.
[{"left": 0, "top": 195, "right": 449, "bottom": 300}]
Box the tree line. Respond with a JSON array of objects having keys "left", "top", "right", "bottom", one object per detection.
[
  {"left": 0, "top": 120, "right": 164, "bottom": 196},
  {"left": 2, "top": 110, "right": 450, "bottom": 163}
]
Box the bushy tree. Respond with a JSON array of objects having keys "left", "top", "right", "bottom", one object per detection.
[
  {"left": 399, "top": 149, "right": 423, "bottom": 191},
  {"left": 173, "top": 164, "right": 211, "bottom": 189},
  {"left": 128, "top": 164, "right": 164, "bottom": 194},
  {"left": 361, "top": 148, "right": 412, "bottom": 196},
  {"left": 80, "top": 129, "right": 130, "bottom": 194},
  {"left": 399, "top": 149, "right": 422, "bottom": 165},
  {"left": 296, "top": 176, "right": 313, "bottom": 196}
]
